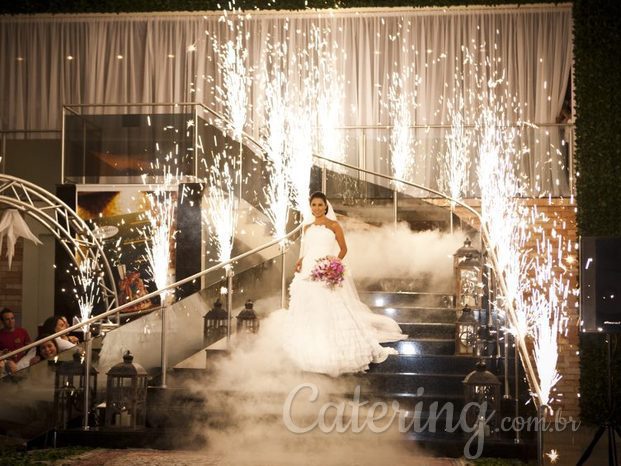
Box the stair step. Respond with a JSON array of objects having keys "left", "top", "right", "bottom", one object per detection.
[
  {"left": 399, "top": 322, "right": 455, "bottom": 339},
  {"left": 383, "top": 338, "right": 455, "bottom": 356},
  {"left": 365, "top": 372, "right": 465, "bottom": 396},
  {"left": 360, "top": 291, "right": 453, "bottom": 309},
  {"left": 373, "top": 307, "right": 457, "bottom": 323},
  {"left": 369, "top": 354, "right": 503, "bottom": 375}
]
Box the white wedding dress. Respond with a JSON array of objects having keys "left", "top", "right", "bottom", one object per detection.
[{"left": 283, "top": 224, "right": 406, "bottom": 377}]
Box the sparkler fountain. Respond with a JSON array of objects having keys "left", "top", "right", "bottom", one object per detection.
[
  {"left": 469, "top": 47, "right": 571, "bottom": 462},
  {"left": 213, "top": 12, "right": 251, "bottom": 203},
  {"left": 201, "top": 152, "right": 240, "bottom": 342},
  {"left": 388, "top": 70, "right": 415, "bottom": 225},
  {"left": 72, "top": 253, "right": 102, "bottom": 430},
  {"left": 309, "top": 25, "right": 346, "bottom": 190},
  {"left": 142, "top": 168, "right": 178, "bottom": 387},
  {"left": 442, "top": 87, "right": 471, "bottom": 233},
  {"left": 259, "top": 42, "right": 294, "bottom": 308}
]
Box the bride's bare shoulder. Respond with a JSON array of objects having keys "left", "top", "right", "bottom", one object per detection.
[{"left": 326, "top": 219, "right": 342, "bottom": 231}]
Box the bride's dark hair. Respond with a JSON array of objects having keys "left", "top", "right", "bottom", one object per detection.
[{"left": 309, "top": 191, "right": 329, "bottom": 214}]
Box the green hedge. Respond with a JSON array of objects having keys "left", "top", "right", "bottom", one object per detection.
[
  {"left": 574, "top": 0, "right": 621, "bottom": 424},
  {"left": 3, "top": 0, "right": 621, "bottom": 425}
]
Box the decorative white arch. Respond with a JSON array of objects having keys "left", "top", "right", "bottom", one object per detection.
[{"left": 0, "top": 174, "right": 118, "bottom": 312}]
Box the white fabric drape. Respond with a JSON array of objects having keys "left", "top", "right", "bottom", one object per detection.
[{"left": 0, "top": 6, "right": 572, "bottom": 195}]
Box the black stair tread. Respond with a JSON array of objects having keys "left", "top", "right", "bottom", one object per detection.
[
  {"left": 365, "top": 372, "right": 467, "bottom": 378},
  {"left": 385, "top": 337, "right": 454, "bottom": 342},
  {"left": 371, "top": 305, "right": 455, "bottom": 311},
  {"left": 399, "top": 322, "right": 455, "bottom": 326},
  {"left": 360, "top": 290, "right": 449, "bottom": 295}
]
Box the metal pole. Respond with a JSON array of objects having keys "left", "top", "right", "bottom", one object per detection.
[
  {"left": 449, "top": 201, "right": 455, "bottom": 234},
  {"left": 61, "top": 108, "right": 66, "bottom": 183},
  {"left": 227, "top": 266, "right": 234, "bottom": 345},
  {"left": 82, "top": 331, "right": 92, "bottom": 430},
  {"left": 514, "top": 341, "right": 521, "bottom": 444},
  {"left": 393, "top": 189, "right": 398, "bottom": 226},
  {"left": 82, "top": 120, "right": 86, "bottom": 184},
  {"left": 194, "top": 104, "right": 199, "bottom": 180},
  {"left": 238, "top": 139, "right": 243, "bottom": 204},
  {"left": 160, "top": 295, "right": 168, "bottom": 388},
  {"left": 537, "top": 404, "right": 547, "bottom": 466},
  {"left": 504, "top": 333, "right": 510, "bottom": 398},
  {"left": 280, "top": 243, "right": 287, "bottom": 309}
]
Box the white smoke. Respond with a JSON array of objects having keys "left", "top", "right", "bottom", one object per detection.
[
  {"left": 343, "top": 221, "right": 469, "bottom": 292},
  {"left": 181, "top": 310, "right": 428, "bottom": 465}
]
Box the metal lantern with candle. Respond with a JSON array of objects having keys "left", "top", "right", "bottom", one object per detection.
[
  {"left": 203, "top": 298, "right": 229, "bottom": 345},
  {"left": 236, "top": 299, "right": 259, "bottom": 334},
  {"left": 463, "top": 360, "right": 501, "bottom": 433},
  {"left": 455, "top": 305, "right": 478, "bottom": 355},
  {"left": 54, "top": 350, "right": 98, "bottom": 429},
  {"left": 453, "top": 238, "right": 483, "bottom": 309},
  {"left": 104, "top": 351, "right": 147, "bottom": 430}
]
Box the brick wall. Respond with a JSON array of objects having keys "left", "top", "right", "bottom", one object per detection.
[{"left": 0, "top": 239, "right": 24, "bottom": 324}]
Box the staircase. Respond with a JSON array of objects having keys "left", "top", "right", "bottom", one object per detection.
[{"left": 0, "top": 110, "right": 535, "bottom": 460}]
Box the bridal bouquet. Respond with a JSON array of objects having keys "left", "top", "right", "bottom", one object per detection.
[{"left": 310, "top": 256, "right": 345, "bottom": 289}]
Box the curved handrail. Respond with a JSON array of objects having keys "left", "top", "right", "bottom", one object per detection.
[
  {"left": 312, "top": 154, "right": 482, "bottom": 219},
  {"left": 0, "top": 223, "right": 303, "bottom": 363},
  {"left": 312, "top": 153, "right": 543, "bottom": 406}
]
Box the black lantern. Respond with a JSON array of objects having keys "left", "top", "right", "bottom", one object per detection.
[
  {"left": 454, "top": 238, "right": 483, "bottom": 308},
  {"left": 54, "top": 351, "right": 98, "bottom": 429},
  {"left": 463, "top": 360, "right": 501, "bottom": 433},
  {"left": 105, "top": 351, "right": 148, "bottom": 430},
  {"left": 236, "top": 300, "right": 260, "bottom": 334},
  {"left": 203, "top": 298, "right": 228, "bottom": 345},
  {"left": 455, "top": 305, "right": 478, "bottom": 355}
]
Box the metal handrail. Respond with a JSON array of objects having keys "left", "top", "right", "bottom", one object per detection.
[
  {"left": 0, "top": 223, "right": 303, "bottom": 363},
  {"left": 313, "top": 153, "right": 543, "bottom": 407},
  {"left": 313, "top": 153, "right": 482, "bottom": 218}
]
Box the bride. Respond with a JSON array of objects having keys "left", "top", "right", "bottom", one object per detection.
[{"left": 283, "top": 191, "right": 406, "bottom": 377}]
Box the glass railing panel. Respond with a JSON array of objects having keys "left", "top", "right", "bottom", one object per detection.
[
  {"left": 0, "top": 344, "right": 82, "bottom": 437},
  {"left": 63, "top": 104, "right": 197, "bottom": 184},
  {"left": 96, "top": 240, "right": 298, "bottom": 377}
]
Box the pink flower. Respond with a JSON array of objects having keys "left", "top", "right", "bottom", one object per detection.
[{"left": 310, "top": 256, "right": 345, "bottom": 289}]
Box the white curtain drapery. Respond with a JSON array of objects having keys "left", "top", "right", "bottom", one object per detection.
[{"left": 0, "top": 5, "right": 572, "bottom": 195}]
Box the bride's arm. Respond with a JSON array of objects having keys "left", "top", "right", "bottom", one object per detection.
[
  {"left": 333, "top": 222, "right": 348, "bottom": 260},
  {"left": 295, "top": 225, "right": 308, "bottom": 272}
]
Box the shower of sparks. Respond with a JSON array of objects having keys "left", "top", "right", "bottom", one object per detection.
[
  {"left": 260, "top": 43, "right": 292, "bottom": 239},
  {"left": 141, "top": 168, "right": 178, "bottom": 294},
  {"left": 525, "top": 210, "right": 571, "bottom": 406},
  {"left": 72, "top": 254, "right": 102, "bottom": 333},
  {"left": 468, "top": 45, "right": 568, "bottom": 406},
  {"left": 388, "top": 71, "right": 414, "bottom": 186},
  {"left": 201, "top": 152, "right": 239, "bottom": 262},
  {"left": 310, "top": 25, "right": 346, "bottom": 168},
  {"left": 213, "top": 18, "right": 251, "bottom": 140},
  {"left": 288, "top": 100, "right": 314, "bottom": 216},
  {"left": 441, "top": 90, "right": 471, "bottom": 201}
]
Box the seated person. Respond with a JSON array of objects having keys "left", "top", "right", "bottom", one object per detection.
[
  {"left": 41, "top": 315, "right": 79, "bottom": 349},
  {"left": 26, "top": 337, "right": 60, "bottom": 366},
  {"left": 0, "top": 308, "right": 32, "bottom": 362}
]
